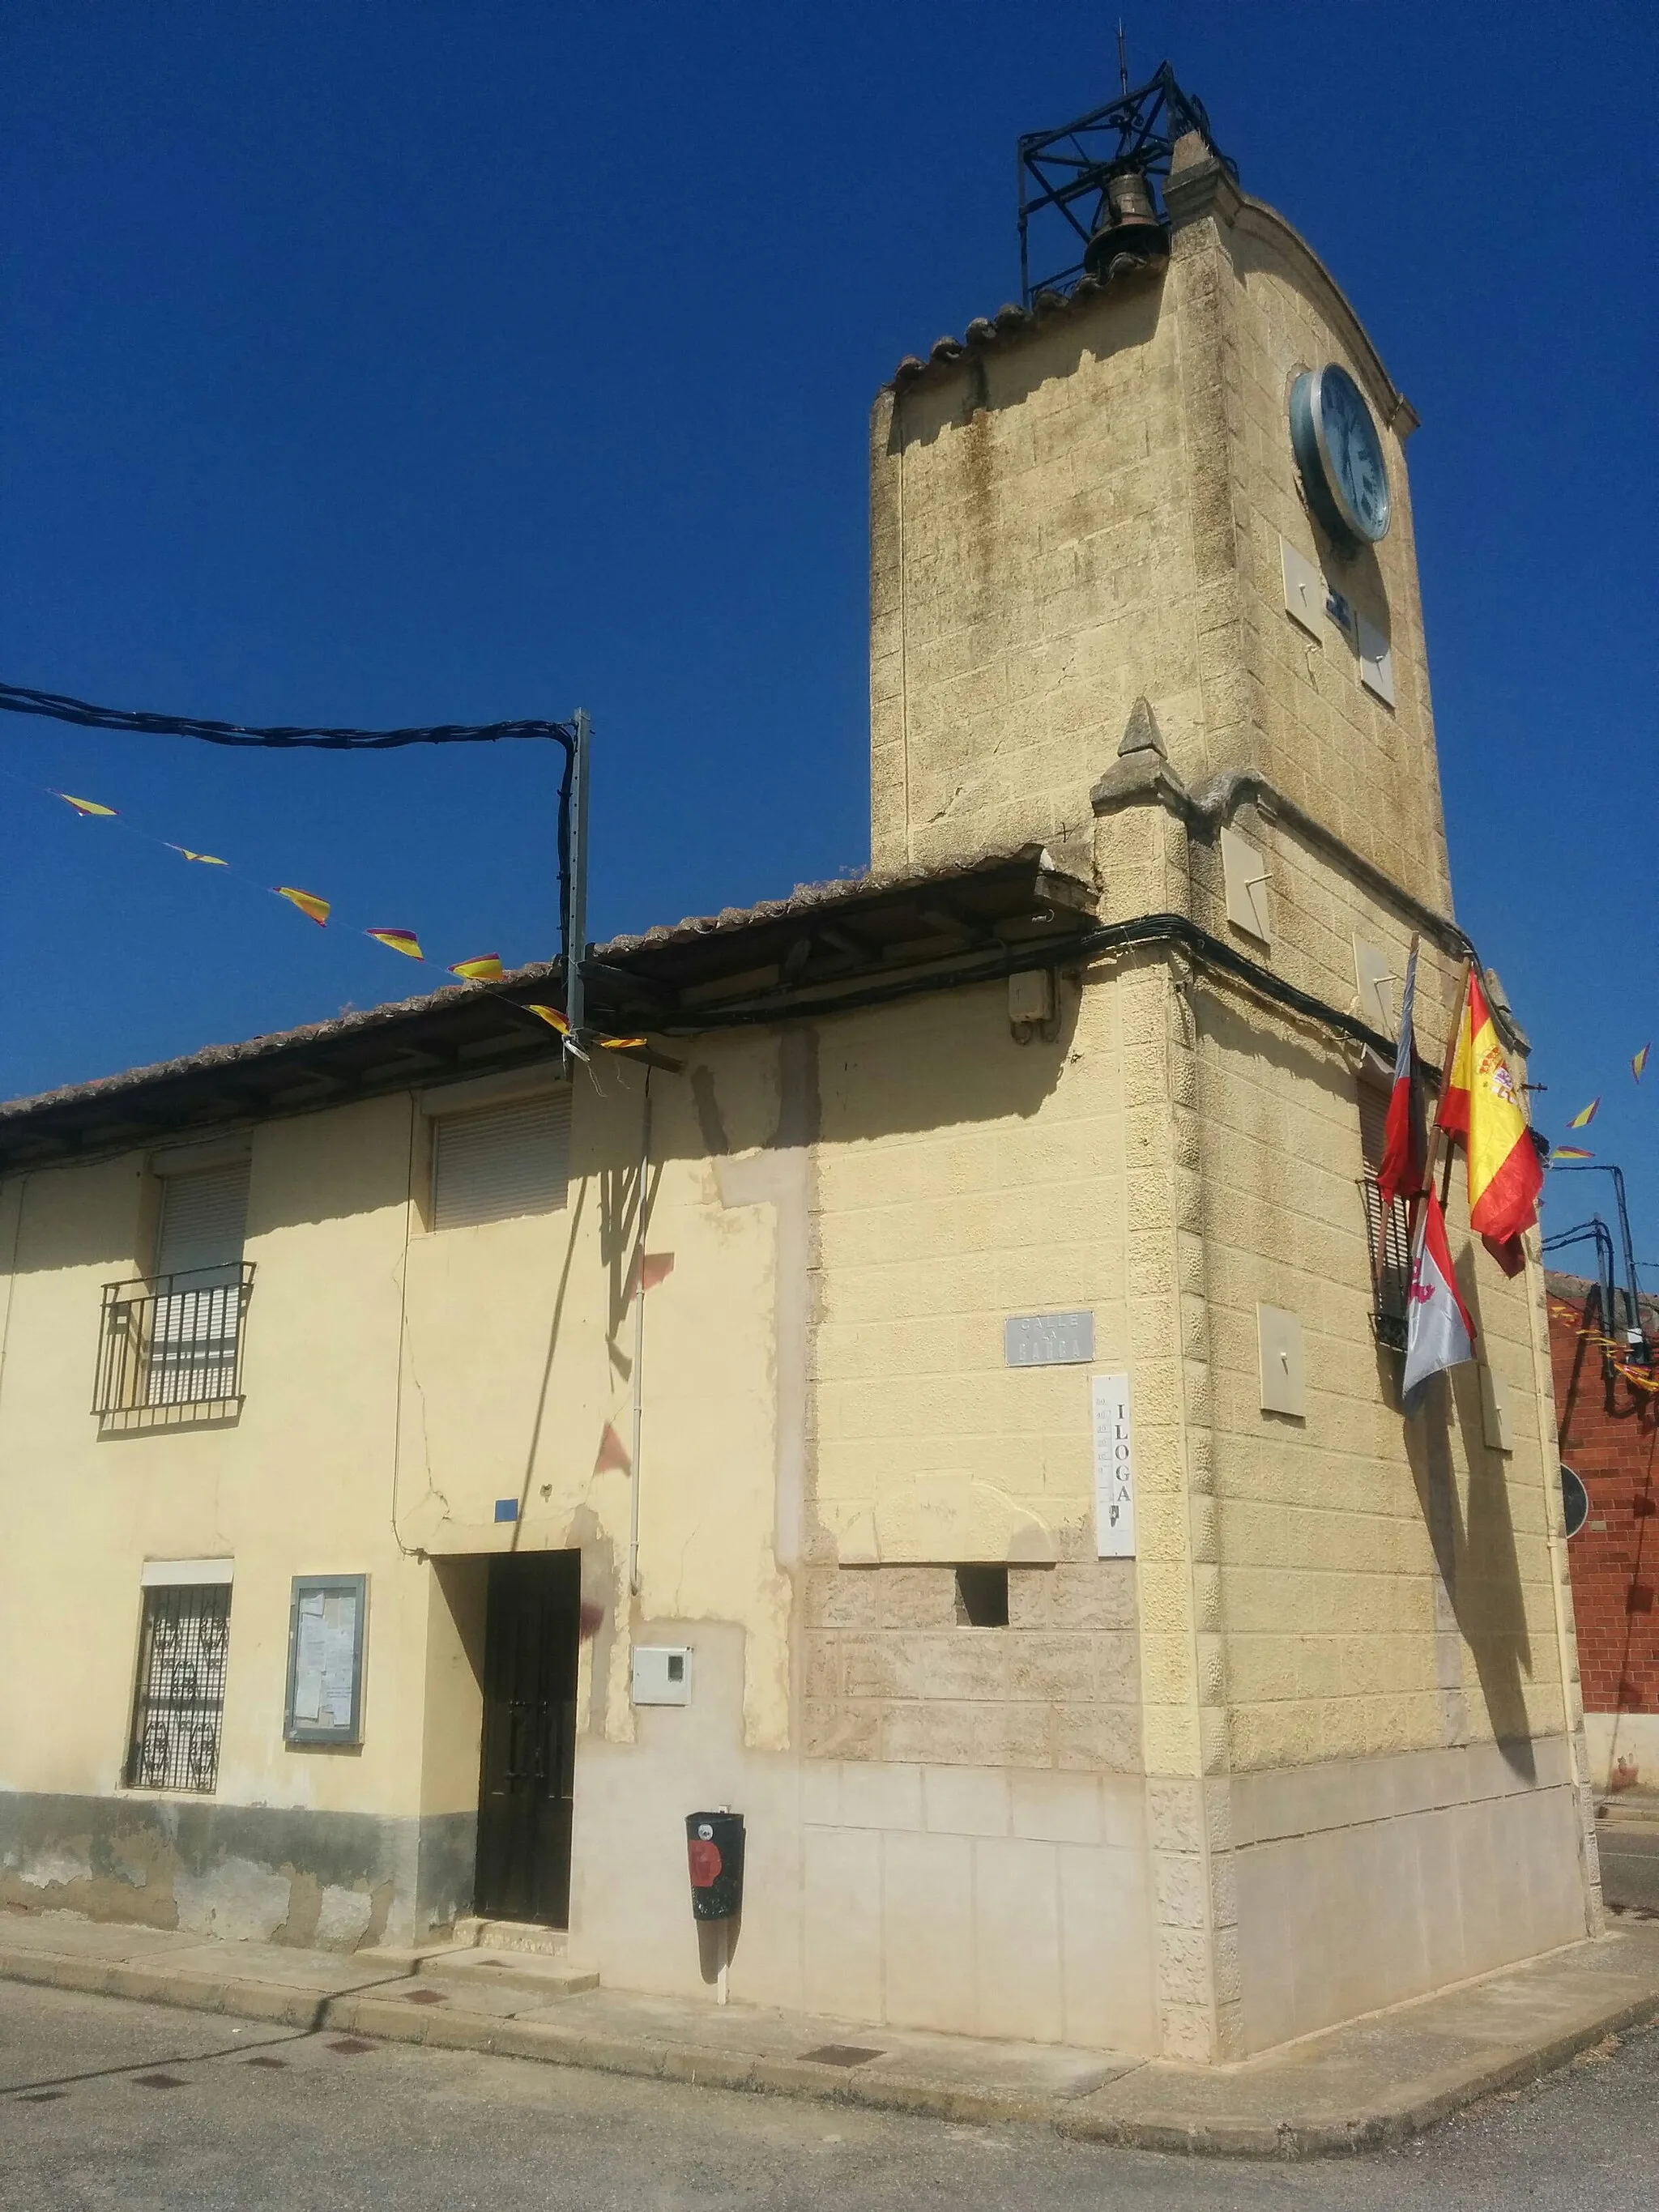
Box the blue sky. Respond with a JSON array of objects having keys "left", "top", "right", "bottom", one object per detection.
[{"left": 2, "top": 3, "right": 1655, "bottom": 1258}]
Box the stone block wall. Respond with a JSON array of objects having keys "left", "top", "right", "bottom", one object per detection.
[
  {"left": 801, "top": 1561, "right": 1141, "bottom": 1770},
  {"left": 869, "top": 271, "right": 1201, "bottom": 878},
  {"left": 808, "top": 974, "right": 1126, "bottom": 1570}
]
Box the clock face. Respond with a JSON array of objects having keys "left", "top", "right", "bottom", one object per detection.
[{"left": 1290, "top": 364, "right": 1391, "bottom": 548}]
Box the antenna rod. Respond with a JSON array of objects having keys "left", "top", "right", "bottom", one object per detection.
[{"left": 1117, "top": 19, "right": 1128, "bottom": 95}]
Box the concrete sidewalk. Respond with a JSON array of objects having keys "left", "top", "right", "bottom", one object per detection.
[{"left": 3, "top": 1907, "right": 1659, "bottom": 2157}]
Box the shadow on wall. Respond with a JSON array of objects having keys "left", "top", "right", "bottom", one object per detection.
[{"left": 1405, "top": 1294, "right": 1537, "bottom": 1780}]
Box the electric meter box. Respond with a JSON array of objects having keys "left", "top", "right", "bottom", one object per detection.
[{"left": 632, "top": 1645, "right": 692, "bottom": 1707}]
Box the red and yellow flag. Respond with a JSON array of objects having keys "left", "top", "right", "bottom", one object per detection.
[
  {"left": 450, "top": 953, "right": 503, "bottom": 982},
  {"left": 1435, "top": 971, "right": 1542, "bottom": 1244},
  {"left": 56, "top": 791, "right": 117, "bottom": 817},
  {"left": 525, "top": 1003, "right": 569, "bottom": 1035},
  {"left": 367, "top": 927, "right": 423, "bottom": 961},
  {"left": 275, "top": 886, "right": 331, "bottom": 927}
]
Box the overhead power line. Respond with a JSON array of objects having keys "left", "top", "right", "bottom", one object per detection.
[
  {"left": 0, "top": 677, "right": 592, "bottom": 1044},
  {"left": 0, "top": 679, "right": 574, "bottom": 753}
]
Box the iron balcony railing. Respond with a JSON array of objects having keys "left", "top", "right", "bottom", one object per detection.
[
  {"left": 94, "top": 1263, "right": 255, "bottom": 1417},
  {"left": 1361, "top": 1171, "right": 1413, "bottom": 1355}
]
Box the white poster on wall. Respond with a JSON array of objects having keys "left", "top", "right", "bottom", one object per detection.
[{"left": 1092, "top": 1372, "right": 1136, "bottom": 1558}]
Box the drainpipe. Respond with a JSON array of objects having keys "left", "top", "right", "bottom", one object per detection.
[{"left": 627, "top": 1073, "right": 652, "bottom": 1598}]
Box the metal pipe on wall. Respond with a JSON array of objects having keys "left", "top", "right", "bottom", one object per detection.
[{"left": 627, "top": 1071, "right": 652, "bottom": 1598}]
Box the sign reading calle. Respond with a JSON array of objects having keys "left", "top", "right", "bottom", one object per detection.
[{"left": 1004, "top": 1311, "right": 1095, "bottom": 1367}]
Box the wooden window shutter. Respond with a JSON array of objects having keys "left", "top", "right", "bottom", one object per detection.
[{"left": 432, "top": 1093, "right": 570, "bottom": 1230}]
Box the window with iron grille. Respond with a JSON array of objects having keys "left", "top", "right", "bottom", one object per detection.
[
  {"left": 1358, "top": 1080, "right": 1413, "bottom": 1353},
  {"left": 124, "top": 1580, "right": 232, "bottom": 1792}
]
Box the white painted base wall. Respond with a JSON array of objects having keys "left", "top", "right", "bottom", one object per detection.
[
  {"left": 565, "top": 1626, "right": 1158, "bottom": 2054},
  {"left": 1584, "top": 1711, "right": 1659, "bottom": 1794}
]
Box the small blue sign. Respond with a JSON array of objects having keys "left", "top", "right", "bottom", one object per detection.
[{"left": 493, "top": 1498, "right": 519, "bottom": 1524}]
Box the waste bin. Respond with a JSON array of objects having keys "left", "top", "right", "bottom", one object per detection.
[{"left": 685, "top": 1809, "right": 744, "bottom": 1921}]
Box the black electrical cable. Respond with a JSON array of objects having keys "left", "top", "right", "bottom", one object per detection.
[
  {"left": 664, "top": 910, "right": 1400, "bottom": 1065},
  {"left": 0, "top": 676, "right": 582, "bottom": 1047},
  {"left": 0, "top": 679, "right": 574, "bottom": 753}
]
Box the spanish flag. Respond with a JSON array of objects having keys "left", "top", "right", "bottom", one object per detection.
[{"left": 1435, "top": 970, "right": 1542, "bottom": 1247}]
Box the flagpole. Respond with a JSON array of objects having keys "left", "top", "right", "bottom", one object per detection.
[
  {"left": 1427, "top": 955, "right": 1472, "bottom": 1221},
  {"left": 1372, "top": 931, "right": 1422, "bottom": 1310}
]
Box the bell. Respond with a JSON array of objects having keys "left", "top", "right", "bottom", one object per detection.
[{"left": 1082, "top": 166, "right": 1166, "bottom": 277}]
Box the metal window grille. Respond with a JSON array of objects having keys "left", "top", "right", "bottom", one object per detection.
[
  {"left": 94, "top": 1264, "right": 254, "bottom": 1416},
  {"left": 124, "top": 1583, "right": 232, "bottom": 1792},
  {"left": 1358, "top": 1086, "right": 1413, "bottom": 1353}
]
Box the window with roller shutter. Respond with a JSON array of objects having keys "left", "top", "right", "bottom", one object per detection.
[
  {"left": 95, "top": 1161, "right": 254, "bottom": 1417},
  {"left": 148, "top": 1163, "right": 252, "bottom": 1406},
  {"left": 431, "top": 1092, "right": 570, "bottom": 1230}
]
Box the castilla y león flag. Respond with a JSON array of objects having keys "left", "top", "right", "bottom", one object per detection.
[
  {"left": 1435, "top": 970, "right": 1542, "bottom": 1246},
  {"left": 1402, "top": 1187, "right": 1476, "bottom": 1402},
  {"left": 1377, "top": 940, "right": 1424, "bottom": 1208}
]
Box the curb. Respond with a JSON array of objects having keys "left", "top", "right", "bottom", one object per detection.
[{"left": 3, "top": 1941, "right": 1658, "bottom": 2158}]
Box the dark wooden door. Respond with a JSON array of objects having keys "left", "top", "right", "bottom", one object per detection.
[{"left": 476, "top": 1551, "right": 581, "bottom": 1926}]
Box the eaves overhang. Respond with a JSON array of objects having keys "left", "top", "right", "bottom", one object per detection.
[{"left": 0, "top": 846, "right": 1097, "bottom": 1173}]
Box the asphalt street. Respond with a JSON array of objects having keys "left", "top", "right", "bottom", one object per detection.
[
  {"left": 1600, "top": 1822, "right": 1659, "bottom": 1913},
  {"left": 2, "top": 1981, "right": 1656, "bottom": 2212}
]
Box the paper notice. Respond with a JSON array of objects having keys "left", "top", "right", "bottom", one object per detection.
[
  {"left": 318, "top": 1592, "right": 357, "bottom": 1727},
  {"left": 292, "top": 1586, "right": 357, "bottom": 1730},
  {"left": 292, "top": 1590, "right": 326, "bottom": 1723}
]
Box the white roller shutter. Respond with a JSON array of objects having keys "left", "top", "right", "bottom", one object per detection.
[
  {"left": 156, "top": 1163, "right": 250, "bottom": 1277},
  {"left": 150, "top": 1162, "right": 250, "bottom": 1406},
  {"left": 432, "top": 1092, "right": 570, "bottom": 1230}
]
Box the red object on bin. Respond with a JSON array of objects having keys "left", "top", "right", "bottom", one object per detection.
[{"left": 688, "top": 1835, "right": 723, "bottom": 1887}]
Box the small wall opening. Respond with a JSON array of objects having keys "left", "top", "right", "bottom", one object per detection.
[{"left": 954, "top": 1565, "right": 1009, "bottom": 1627}]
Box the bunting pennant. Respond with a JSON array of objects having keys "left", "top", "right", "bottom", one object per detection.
[
  {"left": 525, "top": 1004, "right": 569, "bottom": 1035},
  {"left": 367, "top": 928, "right": 423, "bottom": 961},
  {"left": 275, "top": 886, "right": 331, "bottom": 927},
  {"left": 1567, "top": 1099, "right": 1600, "bottom": 1129},
  {"left": 1635, "top": 1045, "right": 1651, "bottom": 1082},
  {"left": 450, "top": 954, "right": 504, "bottom": 982},
  {"left": 1551, "top": 1146, "right": 1594, "bottom": 1161},
  {"left": 166, "top": 844, "right": 227, "bottom": 866},
  {"left": 55, "top": 791, "right": 116, "bottom": 817},
  {"left": 599, "top": 1035, "right": 648, "bottom": 1051}
]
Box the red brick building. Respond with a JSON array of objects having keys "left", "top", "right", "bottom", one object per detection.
[{"left": 1548, "top": 1272, "right": 1659, "bottom": 1792}]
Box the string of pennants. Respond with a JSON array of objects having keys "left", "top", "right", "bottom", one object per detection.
[
  {"left": 32, "top": 777, "right": 645, "bottom": 1057},
  {"left": 1546, "top": 1294, "right": 1659, "bottom": 1395},
  {"left": 1548, "top": 1043, "right": 1651, "bottom": 1163}
]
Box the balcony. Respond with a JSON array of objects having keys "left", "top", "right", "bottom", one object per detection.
[{"left": 94, "top": 1264, "right": 254, "bottom": 1430}]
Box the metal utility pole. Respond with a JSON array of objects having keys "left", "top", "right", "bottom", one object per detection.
[{"left": 565, "top": 708, "right": 591, "bottom": 1049}]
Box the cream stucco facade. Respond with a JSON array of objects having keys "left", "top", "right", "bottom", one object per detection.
[{"left": 0, "top": 134, "right": 1598, "bottom": 2062}]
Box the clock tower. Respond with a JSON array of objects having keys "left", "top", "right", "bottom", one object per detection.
[{"left": 865, "top": 79, "right": 1598, "bottom": 2062}]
